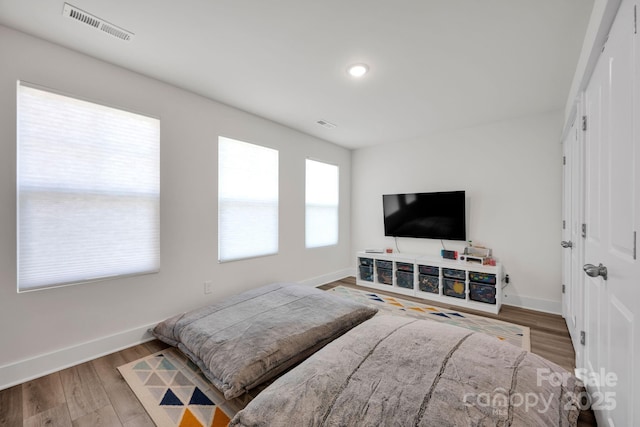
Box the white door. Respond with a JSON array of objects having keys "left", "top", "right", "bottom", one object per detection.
[
  {"left": 569, "top": 114, "right": 585, "bottom": 371},
  {"left": 561, "top": 125, "right": 573, "bottom": 321},
  {"left": 562, "top": 116, "right": 585, "bottom": 365},
  {"left": 583, "top": 0, "right": 639, "bottom": 425}
]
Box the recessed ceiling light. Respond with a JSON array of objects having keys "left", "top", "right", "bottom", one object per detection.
[
  {"left": 347, "top": 63, "right": 369, "bottom": 78},
  {"left": 317, "top": 119, "right": 337, "bottom": 129}
]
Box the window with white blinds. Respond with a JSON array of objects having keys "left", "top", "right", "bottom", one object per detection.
[
  {"left": 218, "top": 137, "right": 279, "bottom": 262},
  {"left": 305, "top": 159, "right": 339, "bottom": 248},
  {"left": 17, "top": 82, "right": 160, "bottom": 292}
]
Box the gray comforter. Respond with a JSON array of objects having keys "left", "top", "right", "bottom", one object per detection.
[
  {"left": 152, "top": 282, "right": 378, "bottom": 399},
  {"left": 230, "top": 315, "right": 582, "bottom": 426}
]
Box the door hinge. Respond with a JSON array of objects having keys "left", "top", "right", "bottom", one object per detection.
[
  {"left": 562, "top": 220, "right": 566, "bottom": 230},
  {"left": 582, "top": 223, "right": 587, "bottom": 238},
  {"left": 562, "top": 284, "right": 566, "bottom": 294},
  {"left": 563, "top": 156, "right": 566, "bottom": 165},
  {"left": 633, "top": 231, "right": 637, "bottom": 260},
  {"left": 582, "top": 116, "right": 587, "bottom": 131},
  {"left": 634, "top": 5, "right": 637, "bottom": 34},
  {"left": 580, "top": 330, "right": 586, "bottom": 345}
]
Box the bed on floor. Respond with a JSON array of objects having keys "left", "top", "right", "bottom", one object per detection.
[{"left": 152, "top": 282, "right": 582, "bottom": 427}]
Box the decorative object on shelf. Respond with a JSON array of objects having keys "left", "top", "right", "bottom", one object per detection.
[
  {"left": 459, "top": 245, "right": 493, "bottom": 264},
  {"left": 440, "top": 249, "right": 458, "bottom": 260}
]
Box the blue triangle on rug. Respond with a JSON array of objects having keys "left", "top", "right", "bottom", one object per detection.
[
  {"left": 368, "top": 295, "right": 386, "bottom": 302},
  {"left": 160, "top": 388, "right": 183, "bottom": 406},
  {"left": 189, "top": 387, "right": 214, "bottom": 406}
]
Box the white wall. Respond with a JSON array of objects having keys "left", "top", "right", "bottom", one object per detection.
[
  {"left": 0, "top": 25, "right": 352, "bottom": 389},
  {"left": 351, "top": 111, "right": 564, "bottom": 313}
]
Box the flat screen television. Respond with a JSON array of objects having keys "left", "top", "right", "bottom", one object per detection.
[{"left": 383, "top": 191, "right": 466, "bottom": 241}]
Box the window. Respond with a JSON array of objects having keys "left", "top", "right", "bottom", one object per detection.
[
  {"left": 305, "top": 159, "right": 339, "bottom": 248},
  {"left": 218, "top": 137, "right": 279, "bottom": 262},
  {"left": 17, "top": 82, "right": 160, "bottom": 292}
]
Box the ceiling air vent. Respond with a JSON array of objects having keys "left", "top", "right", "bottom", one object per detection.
[
  {"left": 317, "top": 120, "right": 337, "bottom": 129},
  {"left": 62, "top": 3, "right": 134, "bottom": 42}
]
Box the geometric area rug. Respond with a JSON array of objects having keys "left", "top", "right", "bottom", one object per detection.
[
  {"left": 328, "top": 285, "right": 531, "bottom": 351},
  {"left": 118, "top": 285, "right": 531, "bottom": 426},
  {"left": 118, "top": 348, "right": 231, "bottom": 427}
]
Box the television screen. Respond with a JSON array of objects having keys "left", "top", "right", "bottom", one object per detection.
[{"left": 383, "top": 191, "right": 466, "bottom": 240}]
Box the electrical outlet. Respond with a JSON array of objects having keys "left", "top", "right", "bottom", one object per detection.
[{"left": 203, "top": 281, "right": 212, "bottom": 294}]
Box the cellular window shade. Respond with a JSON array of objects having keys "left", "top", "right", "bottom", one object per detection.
[
  {"left": 218, "top": 137, "right": 279, "bottom": 262},
  {"left": 306, "top": 159, "right": 339, "bottom": 248},
  {"left": 17, "top": 83, "right": 160, "bottom": 291}
]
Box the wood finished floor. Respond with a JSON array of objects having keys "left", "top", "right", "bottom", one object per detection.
[{"left": 0, "top": 277, "right": 596, "bottom": 426}]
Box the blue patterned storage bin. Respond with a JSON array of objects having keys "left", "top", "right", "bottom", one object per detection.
[
  {"left": 359, "top": 265, "right": 373, "bottom": 282},
  {"left": 418, "top": 265, "right": 439, "bottom": 276},
  {"left": 376, "top": 267, "right": 393, "bottom": 285},
  {"left": 418, "top": 274, "right": 439, "bottom": 293},
  {"left": 396, "top": 262, "right": 414, "bottom": 272},
  {"left": 442, "top": 268, "right": 466, "bottom": 280},
  {"left": 443, "top": 278, "right": 466, "bottom": 299},
  {"left": 359, "top": 257, "right": 374, "bottom": 267},
  {"left": 469, "top": 271, "right": 496, "bottom": 285},
  {"left": 376, "top": 259, "right": 393, "bottom": 270},
  {"left": 396, "top": 270, "right": 414, "bottom": 289},
  {"left": 469, "top": 282, "right": 496, "bottom": 304}
]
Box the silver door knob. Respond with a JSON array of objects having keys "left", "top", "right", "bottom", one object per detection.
[
  {"left": 561, "top": 241, "right": 573, "bottom": 248},
  {"left": 583, "top": 263, "right": 608, "bottom": 280}
]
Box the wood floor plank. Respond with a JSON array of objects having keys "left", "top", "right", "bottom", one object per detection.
[
  {"left": 22, "top": 372, "right": 66, "bottom": 419},
  {"left": 71, "top": 404, "right": 122, "bottom": 427},
  {"left": 92, "top": 344, "right": 151, "bottom": 388},
  {"left": 23, "top": 403, "right": 72, "bottom": 427},
  {"left": 101, "top": 372, "right": 153, "bottom": 426},
  {"left": 122, "top": 412, "right": 156, "bottom": 427},
  {"left": 0, "top": 384, "right": 22, "bottom": 427},
  {"left": 59, "top": 362, "right": 111, "bottom": 421}
]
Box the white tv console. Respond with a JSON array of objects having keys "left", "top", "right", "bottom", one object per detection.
[{"left": 356, "top": 251, "right": 503, "bottom": 314}]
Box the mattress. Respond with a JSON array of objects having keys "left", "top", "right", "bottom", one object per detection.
[
  {"left": 152, "top": 282, "right": 378, "bottom": 399},
  {"left": 230, "top": 315, "right": 582, "bottom": 426}
]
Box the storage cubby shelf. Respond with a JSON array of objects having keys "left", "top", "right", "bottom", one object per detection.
[{"left": 356, "top": 251, "right": 503, "bottom": 314}]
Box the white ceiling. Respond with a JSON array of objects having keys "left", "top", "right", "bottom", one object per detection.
[{"left": 0, "top": 0, "right": 594, "bottom": 149}]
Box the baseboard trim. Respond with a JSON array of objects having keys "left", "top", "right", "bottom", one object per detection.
[
  {"left": 299, "top": 268, "right": 353, "bottom": 288},
  {"left": 502, "top": 294, "right": 562, "bottom": 315},
  {"left": 0, "top": 322, "right": 157, "bottom": 391}
]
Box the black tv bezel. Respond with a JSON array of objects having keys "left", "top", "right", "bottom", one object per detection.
[{"left": 382, "top": 190, "right": 467, "bottom": 241}]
